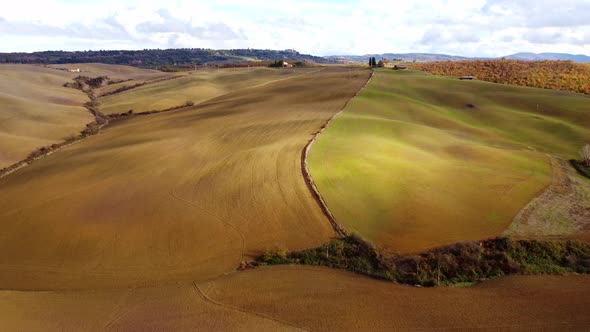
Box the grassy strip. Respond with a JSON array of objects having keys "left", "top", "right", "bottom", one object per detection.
[
  {"left": 255, "top": 236, "right": 590, "bottom": 287},
  {"left": 98, "top": 75, "right": 183, "bottom": 97},
  {"left": 570, "top": 160, "right": 590, "bottom": 179}
]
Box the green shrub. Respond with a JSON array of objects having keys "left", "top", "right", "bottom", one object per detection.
[{"left": 255, "top": 236, "right": 590, "bottom": 287}]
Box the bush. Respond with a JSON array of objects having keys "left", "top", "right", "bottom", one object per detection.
[
  {"left": 255, "top": 236, "right": 590, "bottom": 287},
  {"left": 571, "top": 160, "right": 590, "bottom": 179}
]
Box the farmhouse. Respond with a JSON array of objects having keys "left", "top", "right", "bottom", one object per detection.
[
  {"left": 282, "top": 61, "right": 293, "bottom": 68},
  {"left": 68, "top": 68, "right": 81, "bottom": 73},
  {"left": 459, "top": 76, "right": 476, "bottom": 80}
]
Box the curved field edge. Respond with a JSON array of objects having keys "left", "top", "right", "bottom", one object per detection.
[
  {"left": 307, "top": 68, "right": 590, "bottom": 253},
  {"left": 0, "top": 267, "right": 588, "bottom": 331},
  {"left": 301, "top": 69, "right": 374, "bottom": 236},
  {"left": 255, "top": 235, "right": 590, "bottom": 287}
]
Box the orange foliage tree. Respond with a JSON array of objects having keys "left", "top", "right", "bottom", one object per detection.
[{"left": 413, "top": 60, "right": 590, "bottom": 94}]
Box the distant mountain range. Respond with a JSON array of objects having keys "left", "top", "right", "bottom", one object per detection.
[
  {"left": 327, "top": 52, "right": 590, "bottom": 63},
  {"left": 502, "top": 52, "right": 590, "bottom": 62}
]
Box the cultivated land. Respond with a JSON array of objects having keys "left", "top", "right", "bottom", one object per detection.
[
  {"left": 0, "top": 64, "right": 92, "bottom": 167},
  {"left": 1, "top": 266, "right": 588, "bottom": 331},
  {"left": 0, "top": 66, "right": 369, "bottom": 290},
  {"left": 309, "top": 69, "right": 590, "bottom": 253},
  {"left": 98, "top": 67, "right": 318, "bottom": 115},
  {"left": 1, "top": 63, "right": 589, "bottom": 330}
]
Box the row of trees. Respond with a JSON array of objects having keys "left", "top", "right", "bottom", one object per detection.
[
  {"left": 413, "top": 59, "right": 590, "bottom": 94},
  {"left": 0, "top": 49, "right": 334, "bottom": 68}
]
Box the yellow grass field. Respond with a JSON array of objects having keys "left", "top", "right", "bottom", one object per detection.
[
  {"left": 0, "top": 64, "right": 92, "bottom": 167},
  {"left": 0, "top": 67, "right": 369, "bottom": 290},
  {"left": 98, "top": 67, "right": 317, "bottom": 115},
  {"left": 309, "top": 69, "right": 590, "bottom": 253},
  {"left": 1, "top": 266, "right": 588, "bottom": 331}
]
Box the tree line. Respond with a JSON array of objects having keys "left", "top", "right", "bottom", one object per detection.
[
  {"left": 413, "top": 59, "right": 590, "bottom": 94},
  {"left": 0, "top": 48, "right": 334, "bottom": 68}
]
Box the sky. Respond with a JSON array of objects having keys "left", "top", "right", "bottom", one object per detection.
[{"left": 0, "top": 0, "right": 589, "bottom": 57}]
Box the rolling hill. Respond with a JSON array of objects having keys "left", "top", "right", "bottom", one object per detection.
[
  {"left": 0, "top": 66, "right": 369, "bottom": 290},
  {"left": 308, "top": 68, "right": 590, "bottom": 253},
  {"left": 0, "top": 64, "right": 92, "bottom": 168}
]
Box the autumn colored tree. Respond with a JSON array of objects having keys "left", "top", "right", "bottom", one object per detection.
[{"left": 412, "top": 60, "right": 590, "bottom": 95}]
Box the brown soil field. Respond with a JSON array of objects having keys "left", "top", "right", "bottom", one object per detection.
[
  {"left": 0, "top": 283, "right": 299, "bottom": 331},
  {"left": 0, "top": 67, "right": 370, "bottom": 290},
  {"left": 97, "top": 67, "right": 318, "bottom": 115},
  {"left": 202, "top": 266, "right": 590, "bottom": 331},
  {"left": 0, "top": 64, "right": 92, "bottom": 167},
  {"left": 1, "top": 266, "right": 588, "bottom": 331}
]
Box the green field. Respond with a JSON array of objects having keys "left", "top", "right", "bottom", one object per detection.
[{"left": 309, "top": 69, "right": 590, "bottom": 253}]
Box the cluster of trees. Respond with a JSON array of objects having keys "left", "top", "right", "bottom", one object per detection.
[
  {"left": 368, "top": 57, "right": 377, "bottom": 67},
  {"left": 0, "top": 48, "right": 334, "bottom": 68},
  {"left": 413, "top": 59, "right": 590, "bottom": 94}
]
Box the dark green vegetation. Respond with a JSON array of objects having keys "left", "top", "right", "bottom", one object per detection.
[
  {"left": 257, "top": 236, "right": 590, "bottom": 287},
  {"left": 258, "top": 235, "right": 393, "bottom": 280},
  {"left": 571, "top": 160, "right": 590, "bottom": 179},
  {"left": 0, "top": 48, "right": 333, "bottom": 67}
]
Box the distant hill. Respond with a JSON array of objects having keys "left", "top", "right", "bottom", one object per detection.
[
  {"left": 0, "top": 49, "right": 335, "bottom": 68},
  {"left": 503, "top": 52, "right": 590, "bottom": 62},
  {"left": 329, "top": 52, "right": 590, "bottom": 63},
  {"left": 327, "top": 53, "right": 479, "bottom": 63}
]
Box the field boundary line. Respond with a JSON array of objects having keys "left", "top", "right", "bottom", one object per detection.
[
  {"left": 301, "top": 69, "right": 374, "bottom": 236},
  {"left": 191, "top": 281, "right": 309, "bottom": 331}
]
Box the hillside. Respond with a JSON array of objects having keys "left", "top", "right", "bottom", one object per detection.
[
  {"left": 0, "top": 49, "right": 334, "bottom": 68},
  {"left": 328, "top": 53, "right": 476, "bottom": 63},
  {"left": 0, "top": 66, "right": 369, "bottom": 290},
  {"left": 0, "top": 65, "right": 92, "bottom": 168},
  {"left": 505, "top": 52, "right": 590, "bottom": 62},
  {"left": 413, "top": 59, "right": 590, "bottom": 94},
  {"left": 329, "top": 52, "right": 590, "bottom": 63},
  {"left": 309, "top": 69, "right": 590, "bottom": 253}
]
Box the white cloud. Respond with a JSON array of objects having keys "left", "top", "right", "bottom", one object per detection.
[{"left": 0, "top": 0, "right": 589, "bottom": 56}]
